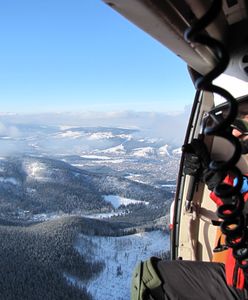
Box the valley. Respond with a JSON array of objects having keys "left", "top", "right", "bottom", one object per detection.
[{"left": 0, "top": 117, "right": 184, "bottom": 299}]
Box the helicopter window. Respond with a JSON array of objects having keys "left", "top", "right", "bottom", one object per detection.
[{"left": 214, "top": 74, "right": 248, "bottom": 102}]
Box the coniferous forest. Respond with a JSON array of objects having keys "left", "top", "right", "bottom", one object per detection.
[
  {"left": 0, "top": 216, "right": 120, "bottom": 300},
  {"left": 0, "top": 150, "right": 176, "bottom": 299}
]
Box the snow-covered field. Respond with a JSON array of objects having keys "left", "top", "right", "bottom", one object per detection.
[
  {"left": 68, "top": 230, "right": 169, "bottom": 300},
  {"left": 0, "top": 177, "right": 20, "bottom": 185},
  {"left": 80, "top": 155, "right": 111, "bottom": 160},
  {"left": 83, "top": 211, "right": 126, "bottom": 219},
  {"left": 103, "top": 195, "right": 149, "bottom": 209}
]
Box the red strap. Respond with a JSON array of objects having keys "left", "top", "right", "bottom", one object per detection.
[
  {"left": 209, "top": 174, "right": 234, "bottom": 205},
  {"left": 236, "top": 267, "right": 245, "bottom": 289},
  {"left": 210, "top": 174, "right": 247, "bottom": 289},
  {"left": 210, "top": 191, "right": 223, "bottom": 206},
  {"left": 225, "top": 249, "right": 236, "bottom": 286},
  {"left": 225, "top": 249, "right": 245, "bottom": 289},
  {"left": 244, "top": 192, "right": 248, "bottom": 202}
]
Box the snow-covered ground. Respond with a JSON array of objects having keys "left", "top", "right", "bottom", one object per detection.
[
  {"left": 72, "top": 158, "right": 125, "bottom": 167},
  {"left": 88, "top": 132, "right": 115, "bottom": 140},
  {"left": 132, "top": 147, "right": 155, "bottom": 157},
  {"left": 24, "top": 161, "right": 47, "bottom": 180},
  {"left": 0, "top": 177, "right": 20, "bottom": 185},
  {"left": 80, "top": 155, "right": 111, "bottom": 160},
  {"left": 70, "top": 230, "right": 169, "bottom": 300},
  {"left": 82, "top": 211, "right": 126, "bottom": 219},
  {"left": 158, "top": 144, "right": 170, "bottom": 156},
  {"left": 103, "top": 195, "right": 149, "bottom": 209},
  {"left": 99, "top": 144, "right": 125, "bottom": 154},
  {"left": 56, "top": 130, "right": 84, "bottom": 139},
  {"left": 124, "top": 174, "right": 147, "bottom": 184},
  {"left": 31, "top": 212, "right": 67, "bottom": 222}
]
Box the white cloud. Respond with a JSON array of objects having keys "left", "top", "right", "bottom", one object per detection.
[{"left": 0, "top": 122, "right": 20, "bottom": 138}]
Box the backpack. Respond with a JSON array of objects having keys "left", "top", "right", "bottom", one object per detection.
[{"left": 131, "top": 257, "right": 164, "bottom": 300}]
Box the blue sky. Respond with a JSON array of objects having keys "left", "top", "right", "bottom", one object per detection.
[{"left": 0, "top": 0, "right": 195, "bottom": 113}]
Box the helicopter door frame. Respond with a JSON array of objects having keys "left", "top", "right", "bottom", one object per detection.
[{"left": 171, "top": 89, "right": 216, "bottom": 261}]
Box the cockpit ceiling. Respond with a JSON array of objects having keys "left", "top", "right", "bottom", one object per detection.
[{"left": 103, "top": 0, "right": 248, "bottom": 81}]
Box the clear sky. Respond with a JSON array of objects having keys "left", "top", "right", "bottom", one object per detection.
[{"left": 0, "top": 0, "right": 195, "bottom": 113}]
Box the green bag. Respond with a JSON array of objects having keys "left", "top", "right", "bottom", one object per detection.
[{"left": 131, "top": 257, "right": 162, "bottom": 300}]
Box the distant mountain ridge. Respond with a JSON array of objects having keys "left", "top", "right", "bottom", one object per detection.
[
  {"left": 0, "top": 121, "right": 180, "bottom": 229},
  {"left": 0, "top": 155, "right": 172, "bottom": 226},
  {"left": 0, "top": 118, "right": 184, "bottom": 157}
]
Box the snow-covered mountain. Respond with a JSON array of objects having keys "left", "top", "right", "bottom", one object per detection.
[
  {"left": 132, "top": 146, "right": 156, "bottom": 157},
  {"left": 0, "top": 121, "right": 181, "bottom": 192},
  {"left": 0, "top": 155, "right": 172, "bottom": 226},
  {"left": 71, "top": 230, "right": 169, "bottom": 300},
  {"left": 99, "top": 143, "right": 125, "bottom": 154},
  {"left": 159, "top": 144, "right": 171, "bottom": 156},
  {"left": 0, "top": 116, "right": 184, "bottom": 157},
  {"left": 0, "top": 113, "right": 187, "bottom": 299},
  {"left": 172, "top": 147, "right": 182, "bottom": 156}
]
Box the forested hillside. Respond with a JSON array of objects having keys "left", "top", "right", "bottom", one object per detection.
[
  {"left": 0, "top": 156, "right": 172, "bottom": 227},
  {"left": 0, "top": 216, "right": 120, "bottom": 300},
  {"left": 0, "top": 123, "right": 179, "bottom": 299}
]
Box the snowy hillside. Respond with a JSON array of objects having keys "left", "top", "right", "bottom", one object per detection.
[
  {"left": 132, "top": 147, "right": 156, "bottom": 157},
  {"left": 172, "top": 147, "right": 182, "bottom": 155},
  {"left": 99, "top": 144, "right": 125, "bottom": 154},
  {"left": 0, "top": 156, "right": 172, "bottom": 226},
  {"left": 103, "top": 195, "right": 149, "bottom": 209},
  {"left": 69, "top": 230, "right": 169, "bottom": 300},
  {"left": 158, "top": 144, "right": 170, "bottom": 156}
]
